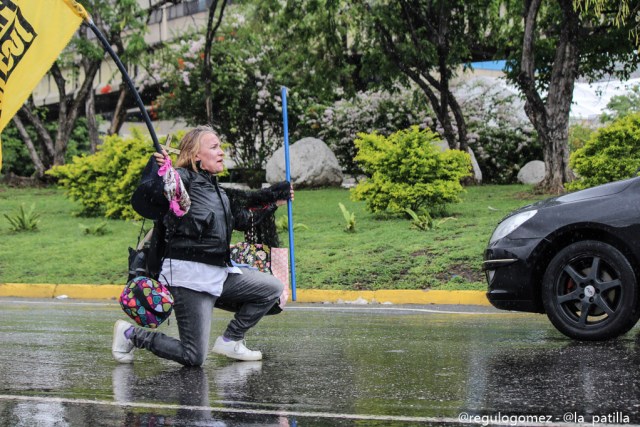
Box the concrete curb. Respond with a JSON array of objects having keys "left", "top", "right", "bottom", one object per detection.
[{"left": 0, "top": 283, "right": 490, "bottom": 306}]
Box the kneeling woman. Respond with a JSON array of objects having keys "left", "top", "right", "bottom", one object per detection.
[{"left": 112, "top": 125, "right": 293, "bottom": 366}]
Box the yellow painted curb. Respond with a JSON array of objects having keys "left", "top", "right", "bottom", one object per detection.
[
  {"left": 54, "top": 284, "right": 121, "bottom": 300},
  {"left": 0, "top": 283, "right": 121, "bottom": 300},
  {"left": 296, "top": 289, "right": 489, "bottom": 306},
  {"left": 0, "top": 283, "right": 489, "bottom": 306},
  {"left": 0, "top": 283, "right": 56, "bottom": 298}
]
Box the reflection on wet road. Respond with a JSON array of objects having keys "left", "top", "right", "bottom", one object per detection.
[{"left": 0, "top": 299, "right": 639, "bottom": 426}]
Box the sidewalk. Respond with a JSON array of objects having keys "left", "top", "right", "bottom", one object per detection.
[{"left": 0, "top": 283, "right": 490, "bottom": 305}]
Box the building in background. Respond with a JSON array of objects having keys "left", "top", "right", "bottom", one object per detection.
[{"left": 30, "top": 0, "right": 212, "bottom": 134}]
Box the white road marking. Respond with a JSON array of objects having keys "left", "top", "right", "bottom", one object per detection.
[
  {"left": 284, "top": 305, "right": 497, "bottom": 315},
  {"left": 0, "top": 299, "right": 499, "bottom": 315},
  {"left": 0, "top": 394, "right": 621, "bottom": 426},
  {"left": 0, "top": 394, "right": 446, "bottom": 424}
]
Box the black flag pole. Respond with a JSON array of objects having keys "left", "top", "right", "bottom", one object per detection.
[{"left": 85, "top": 18, "right": 163, "bottom": 153}]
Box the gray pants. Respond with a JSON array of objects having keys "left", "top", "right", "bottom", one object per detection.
[{"left": 130, "top": 269, "right": 283, "bottom": 367}]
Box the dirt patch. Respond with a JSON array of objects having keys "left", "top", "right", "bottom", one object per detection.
[
  {"left": 410, "top": 249, "right": 432, "bottom": 257},
  {"left": 435, "top": 263, "right": 484, "bottom": 282}
]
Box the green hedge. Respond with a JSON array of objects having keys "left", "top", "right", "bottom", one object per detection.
[{"left": 47, "top": 129, "right": 155, "bottom": 219}]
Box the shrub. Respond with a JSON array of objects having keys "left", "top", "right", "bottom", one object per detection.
[
  {"left": 275, "top": 215, "right": 309, "bottom": 233},
  {"left": 338, "top": 203, "right": 356, "bottom": 233},
  {"left": 352, "top": 126, "right": 471, "bottom": 215},
  {"left": 79, "top": 222, "right": 110, "bottom": 236},
  {"left": 405, "top": 208, "right": 433, "bottom": 231},
  {"left": 567, "top": 113, "right": 640, "bottom": 191},
  {"left": 47, "top": 129, "right": 156, "bottom": 219},
  {"left": 4, "top": 204, "right": 40, "bottom": 232}
]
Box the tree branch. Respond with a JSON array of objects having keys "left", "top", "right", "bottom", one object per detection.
[
  {"left": 12, "top": 115, "right": 45, "bottom": 178},
  {"left": 517, "top": 0, "right": 547, "bottom": 129},
  {"left": 19, "top": 100, "right": 55, "bottom": 159}
]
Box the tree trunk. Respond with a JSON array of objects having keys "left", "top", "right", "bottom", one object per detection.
[
  {"left": 86, "top": 89, "right": 100, "bottom": 153},
  {"left": 517, "top": 0, "right": 578, "bottom": 194},
  {"left": 448, "top": 91, "right": 469, "bottom": 152},
  {"left": 19, "top": 101, "right": 55, "bottom": 161},
  {"left": 538, "top": 123, "right": 574, "bottom": 193},
  {"left": 203, "top": 0, "right": 227, "bottom": 125},
  {"left": 51, "top": 59, "right": 101, "bottom": 166},
  {"left": 12, "top": 115, "right": 45, "bottom": 178},
  {"left": 420, "top": 71, "right": 460, "bottom": 150},
  {"left": 108, "top": 83, "right": 128, "bottom": 136}
]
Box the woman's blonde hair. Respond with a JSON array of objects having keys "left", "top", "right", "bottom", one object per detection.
[{"left": 176, "top": 125, "right": 219, "bottom": 171}]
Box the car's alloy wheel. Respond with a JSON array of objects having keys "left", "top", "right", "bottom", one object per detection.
[{"left": 542, "top": 240, "right": 640, "bottom": 341}]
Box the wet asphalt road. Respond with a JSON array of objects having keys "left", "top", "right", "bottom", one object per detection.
[{"left": 1, "top": 299, "right": 640, "bottom": 426}]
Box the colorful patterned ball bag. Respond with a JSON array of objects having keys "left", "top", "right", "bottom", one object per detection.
[{"left": 119, "top": 276, "right": 174, "bottom": 329}]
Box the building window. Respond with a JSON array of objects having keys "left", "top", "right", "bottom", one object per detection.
[
  {"left": 168, "top": 0, "right": 213, "bottom": 20},
  {"left": 148, "top": 8, "right": 162, "bottom": 25},
  {"left": 146, "top": 0, "right": 216, "bottom": 24}
]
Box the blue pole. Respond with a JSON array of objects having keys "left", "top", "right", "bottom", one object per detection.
[{"left": 281, "top": 86, "right": 297, "bottom": 301}]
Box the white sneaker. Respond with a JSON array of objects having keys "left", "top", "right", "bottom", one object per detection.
[
  {"left": 211, "top": 336, "right": 262, "bottom": 361},
  {"left": 112, "top": 320, "right": 135, "bottom": 364}
]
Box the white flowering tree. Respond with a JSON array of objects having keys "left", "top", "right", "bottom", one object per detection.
[
  {"left": 456, "top": 78, "right": 541, "bottom": 184},
  {"left": 299, "top": 86, "right": 434, "bottom": 175}
]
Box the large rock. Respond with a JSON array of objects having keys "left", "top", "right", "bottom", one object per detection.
[
  {"left": 518, "top": 160, "right": 545, "bottom": 184},
  {"left": 266, "top": 137, "right": 343, "bottom": 187}
]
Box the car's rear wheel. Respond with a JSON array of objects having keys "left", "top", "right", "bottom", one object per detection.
[{"left": 542, "top": 240, "right": 640, "bottom": 341}]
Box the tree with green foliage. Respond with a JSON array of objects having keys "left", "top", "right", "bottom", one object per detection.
[
  {"left": 502, "top": 0, "right": 639, "bottom": 193},
  {"left": 600, "top": 84, "right": 640, "bottom": 123},
  {"left": 356, "top": 0, "right": 503, "bottom": 152},
  {"left": 352, "top": 126, "right": 471, "bottom": 215},
  {"left": 251, "top": 0, "right": 365, "bottom": 101},
  {"left": 567, "top": 113, "right": 640, "bottom": 190},
  {"left": 2, "top": 118, "right": 89, "bottom": 177},
  {"left": 153, "top": 20, "right": 286, "bottom": 171},
  {"left": 575, "top": 0, "right": 640, "bottom": 43},
  {"left": 6, "top": 0, "right": 177, "bottom": 178}
]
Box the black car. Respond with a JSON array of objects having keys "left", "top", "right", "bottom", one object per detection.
[{"left": 484, "top": 176, "right": 640, "bottom": 341}]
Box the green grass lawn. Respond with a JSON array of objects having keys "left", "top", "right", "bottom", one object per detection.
[{"left": 0, "top": 184, "right": 547, "bottom": 290}]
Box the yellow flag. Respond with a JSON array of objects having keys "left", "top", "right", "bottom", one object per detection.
[{"left": 0, "top": 0, "right": 88, "bottom": 171}]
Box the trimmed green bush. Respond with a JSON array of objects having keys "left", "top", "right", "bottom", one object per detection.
[
  {"left": 47, "top": 129, "right": 155, "bottom": 219},
  {"left": 352, "top": 126, "right": 471, "bottom": 215},
  {"left": 567, "top": 113, "right": 640, "bottom": 191}
]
